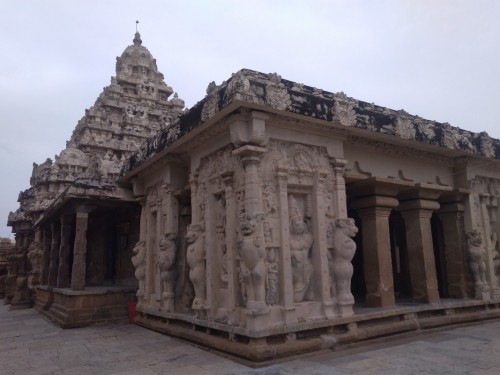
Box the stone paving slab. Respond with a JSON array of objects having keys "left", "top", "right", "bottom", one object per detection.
[{"left": 0, "top": 303, "right": 498, "bottom": 374}]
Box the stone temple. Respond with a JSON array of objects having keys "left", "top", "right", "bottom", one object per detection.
[{"left": 3, "top": 32, "right": 500, "bottom": 361}]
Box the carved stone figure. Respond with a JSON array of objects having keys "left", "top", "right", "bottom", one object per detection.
[
  {"left": 157, "top": 233, "right": 177, "bottom": 311},
  {"left": 331, "top": 218, "right": 358, "bottom": 311},
  {"left": 265, "top": 248, "right": 279, "bottom": 305},
  {"left": 131, "top": 240, "right": 147, "bottom": 299},
  {"left": 237, "top": 213, "right": 268, "bottom": 314},
  {"left": 288, "top": 195, "right": 314, "bottom": 302},
  {"left": 465, "top": 229, "right": 488, "bottom": 298},
  {"left": 186, "top": 224, "right": 206, "bottom": 310},
  {"left": 27, "top": 243, "right": 42, "bottom": 274},
  {"left": 27, "top": 242, "right": 43, "bottom": 287}
]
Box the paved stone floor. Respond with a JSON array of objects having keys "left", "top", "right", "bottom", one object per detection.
[{"left": 0, "top": 303, "right": 499, "bottom": 375}]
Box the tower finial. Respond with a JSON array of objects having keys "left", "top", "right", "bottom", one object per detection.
[{"left": 133, "top": 20, "right": 142, "bottom": 46}]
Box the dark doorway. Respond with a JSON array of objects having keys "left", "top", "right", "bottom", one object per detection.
[
  {"left": 431, "top": 214, "right": 448, "bottom": 297},
  {"left": 389, "top": 211, "right": 411, "bottom": 300}
]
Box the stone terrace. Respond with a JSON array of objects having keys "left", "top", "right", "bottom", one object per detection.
[{"left": 0, "top": 303, "right": 499, "bottom": 374}]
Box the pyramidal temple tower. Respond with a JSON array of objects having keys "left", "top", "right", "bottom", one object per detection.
[
  {"left": 66, "top": 31, "right": 185, "bottom": 181},
  {"left": 6, "top": 32, "right": 185, "bottom": 317}
]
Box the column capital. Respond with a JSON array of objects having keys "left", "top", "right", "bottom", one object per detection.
[
  {"left": 437, "top": 202, "right": 465, "bottom": 215},
  {"left": 351, "top": 195, "right": 399, "bottom": 210},
  {"left": 232, "top": 144, "right": 266, "bottom": 160},
  {"left": 398, "top": 199, "right": 440, "bottom": 212}
]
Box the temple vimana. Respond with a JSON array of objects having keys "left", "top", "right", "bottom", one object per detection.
[{"left": 3, "top": 32, "right": 500, "bottom": 361}]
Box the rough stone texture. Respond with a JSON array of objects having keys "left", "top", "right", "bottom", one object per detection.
[
  {"left": 0, "top": 238, "right": 14, "bottom": 298},
  {"left": 2, "top": 301, "right": 499, "bottom": 374},
  {"left": 6, "top": 33, "right": 500, "bottom": 362},
  {"left": 122, "top": 69, "right": 500, "bottom": 174}
]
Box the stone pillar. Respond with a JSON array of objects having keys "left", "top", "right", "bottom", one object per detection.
[
  {"left": 71, "top": 212, "right": 89, "bottom": 291},
  {"left": 437, "top": 202, "right": 469, "bottom": 298},
  {"left": 57, "top": 215, "right": 73, "bottom": 288},
  {"left": 331, "top": 158, "right": 348, "bottom": 218},
  {"left": 233, "top": 145, "right": 269, "bottom": 319},
  {"left": 222, "top": 172, "right": 237, "bottom": 311},
  {"left": 399, "top": 199, "right": 440, "bottom": 303},
  {"left": 351, "top": 195, "right": 399, "bottom": 307},
  {"left": 311, "top": 172, "right": 335, "bottom": 318},
  {"left": 40, "top": 226, "right": 52, "bottom": 285},
  {"left": 277, "top": 169, "right": 296, "bottom": 323},
  {"left": 48, "top": 221, "right": 60, "bottom": 286}
]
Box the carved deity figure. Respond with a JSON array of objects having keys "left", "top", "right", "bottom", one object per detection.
[
  {"left": 186, "top": 224, "right": 206, "bottom": 310},
  {"left": 157, "top": 233, "right": 177, "bottom": 311},
  {"left": 27, "top": 242, "right": 43, "bottom": 287},
  {"left": 465, "top": 229, "right": 488, "bottom": 298},
  {"left": 288, "top": 195, "right": 314, "bottom": 303},
  {"left": 237, "top": 213, "right": 268, "bottom": 314},
  {"left": 331, "top": 218, "right": 358, "bottom": 307},
  {"left": 131, "top": 240, "right": 147, "bottom": 299}
]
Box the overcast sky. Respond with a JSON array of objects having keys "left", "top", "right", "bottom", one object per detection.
[{"left": 1, "top": 0, "right": 499, "bottom": 239}]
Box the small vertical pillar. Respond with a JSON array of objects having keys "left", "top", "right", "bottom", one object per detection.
[
  {"left": 47, "top": 221, "right": 60, "bottom": 286},
  {"left": 277, "top": 169, "right": 296, "bottom": 323},
  {"left": 351, "top": 195, "right": 398, "bottom": 307},
  {"left": 222, "top": 172, "right": 237, "bottom": 311},
  {"left": 331, "top": 158, "right": 348, "bottom": 218},
  {"left": 57, "top": 215, "right": 73, "bottom": 288},
  {"left": 40, "top": 226, "right": 52, "bottom": 285},
  {"left": 71, "top": 211, "right": 89, "bottom": 291},
  {"left": 399, "top": 199, "right": 440, "bottom": 303},
  {"left": 311, "top": 172, "right": 335, "bottom": 318}
]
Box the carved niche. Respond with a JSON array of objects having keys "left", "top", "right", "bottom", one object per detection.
[
  {"left": 259, "top": 140, "right": 338, "bottom": 307},
  {"left": 470, "top": 176, "right": 500, "bottom": 286}
]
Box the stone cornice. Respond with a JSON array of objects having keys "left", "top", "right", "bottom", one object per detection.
[{"left": 122, "top": 68, "right": 500, "bottom": 176}]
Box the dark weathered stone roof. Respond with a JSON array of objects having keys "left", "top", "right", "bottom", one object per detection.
[{"left": 121, "top": 68, "right": 500, "bottom": 174}]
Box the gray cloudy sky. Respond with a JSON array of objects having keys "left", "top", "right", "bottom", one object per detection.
[{"left": 1, "top": 0, "right": 499, "bottom": 238}]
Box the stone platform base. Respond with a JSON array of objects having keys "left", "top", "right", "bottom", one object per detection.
[
  {"left": 134, "top": 299, "right": 500, "bottom": 362},
  {"left": 34, "top": 286, "right": 54, "bottom": 311},
  {"left": 36, "top": 286, "right": 136, "bottom": 328}
]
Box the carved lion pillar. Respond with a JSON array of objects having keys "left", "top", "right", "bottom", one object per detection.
[
  {"left": 71, "top": 211, "right": 89, "bottom": 291},
  {"left": 351, "top": 195, "right": 398, "bottom": 307},
  {"left": 399, "top": 199, "right": 440, "bottom": 303},
  {"left": 233, "top": 145, "right": 268, "bottom": 316},
  {"left": 47, "top": 221, "right": 60, "bottom": 287},
  {"left": 57, "top": 215, "right": 73, "bottom": 288}
]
